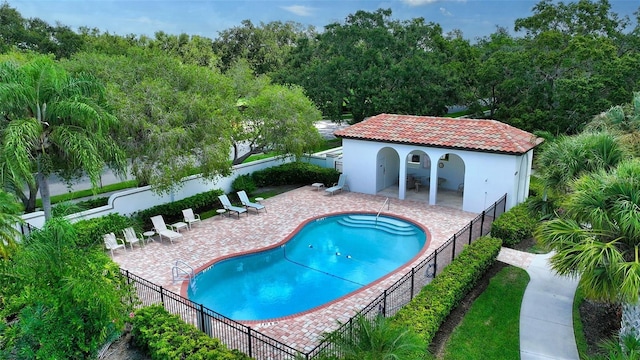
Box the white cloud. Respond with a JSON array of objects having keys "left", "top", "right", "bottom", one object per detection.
[
  {"left": 440, "top": 7, "right": 452, "bottom": 16},
  {"left": 281, "top": 5, "right": 314, "bottom": 17},
  {"left": 402, "top": 0, "right": 466, "bottom": 6},
  {"left": 402, "top": 0, "right": 438, "bottom": 5}
]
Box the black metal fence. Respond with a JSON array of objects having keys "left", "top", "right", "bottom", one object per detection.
[{"left": 121, "top": 194, "right": 507, "bottom": 360}]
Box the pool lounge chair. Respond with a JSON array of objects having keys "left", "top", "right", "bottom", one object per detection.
[
  {"left": 325, "top": 174, "right": 348, "bottom": 195},
  {"left": 103, "top": 232, "right": 126, "bottom": 257},
  {"left": 218, "top": 194, "right": 248, "bottom": 218},
  {"left": 150, "top": 215, "right": 183, "bottom": 244},
  {"left": 237, "top": 190, "right": 266, "bottom": 214},
  {"left": 182, "top": 208, "right": 201, "bottom": 229},
  {"left": 122, "top": 227, "right": 143, "bottom": 250}
]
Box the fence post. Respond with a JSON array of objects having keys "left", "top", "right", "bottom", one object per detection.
[
  {"left": 493, "top": 199, "right": 498, "bottom": 220},
  {"left": 160, "top": 286, "right": 165, "bottom": 306},
  {"left": 199, "top": 304, "right": 205, "bottom": 333},
  {"left": 410, "top": 268, "right": 415, "bottom": 299},
  {"left": 480, "top": 211, "right": 486, "bottom": 236},
  {"left": 248, "top": 327, "right": 253, "bottom": 357},
  {"left": 382, "top": 290, "right": 387, "bottom": 317},
  {"left": 502, "top": 194, "right": 507, "bottom": 213},
  {"left": 451, "top": 234, "right": 457, "bottom": 261},
  {"left": 433, "top": 250, "right": 438, "bottom": 278},
  {"left": 468, "top": 222, "right": 473, "bottom": 245},
  {"left": 126, "top": 270, "right": 133, "bottom": 306}
]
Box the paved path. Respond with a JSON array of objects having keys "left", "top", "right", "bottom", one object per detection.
[{"left": 498, "top": 248, "right": 580, "bottom": 360}]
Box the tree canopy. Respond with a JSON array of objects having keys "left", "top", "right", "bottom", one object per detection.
[{"left": 0, "top": 55, "right": 126, "bottom": 218}]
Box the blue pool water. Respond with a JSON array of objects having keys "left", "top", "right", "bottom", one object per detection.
[{"left": 188, "top": 214, "right": 427, "bottom": 321}]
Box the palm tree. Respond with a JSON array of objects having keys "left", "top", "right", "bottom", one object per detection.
[
  {"left": 0, "top": 189, "right": 23, "bottom": 259},
  {"left": 318, "top": 314, "right": 426, "bottom": 360},
  {"left": 587, "top": 91, "right": 640, "bottom": 157},
  {"left": 535, "top": 131, "right": 626, "bottom": 194},
  {"left": 535, "top": 159, "right": 640, "bottom": 341},
  {"left": 0, "top": 56, "right": 125, "bottom": 219}
]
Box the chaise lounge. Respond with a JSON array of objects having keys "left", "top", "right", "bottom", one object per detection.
[
  {"left": 325, "top": 174, "right": 348, "bottom": 195},
  {"left": 218, "top": 194, "right": 248, "bottom": 218},
  {"left": 150, "top": 215, "right": 183, "bottom": 244},
  {"left": 237, "top": 190, "right": 266, "bottom": 214}
]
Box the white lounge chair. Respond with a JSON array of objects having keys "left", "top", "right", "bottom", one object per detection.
[
  {"left": 218, "top": 194, "right": 248, "bottom": 218},
  {"left": 325, "top": 174, "right": 348, "bottom": 195},
  {"left": 103, "top": 232, "right": 126, "bottom": 257},
  {"left": 237, "top": 190, "right": 266, "bottom": 214},
  {"left": 182, "top": 208, "right": 201, "bottom": 229},
  {"left": 122, "top": 227, "right": 143, "bottom": 249},
  {"left": 150, "top": 215, "right": 183, "bottom": 244}
]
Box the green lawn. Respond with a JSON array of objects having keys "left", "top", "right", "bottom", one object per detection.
[
  {"left": 441, "top": 266, "right": 530, "bottom": 360},
  {"left": 37, "top": 179, "right": 139, "bottom": 207}
]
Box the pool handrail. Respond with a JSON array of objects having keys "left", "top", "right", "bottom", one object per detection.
[{"left": 375, "top": 197, "right": 390, "bottom": 225}]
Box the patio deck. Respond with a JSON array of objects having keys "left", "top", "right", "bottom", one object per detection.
[{"left": 113, "top": 186, "right": 477, "bottom": 351}]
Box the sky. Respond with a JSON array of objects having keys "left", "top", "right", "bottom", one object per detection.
[{"left": 7, "top": 0, "right": 640, "bottom": 42}]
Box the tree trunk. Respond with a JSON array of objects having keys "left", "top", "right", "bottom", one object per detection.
[
  {"left": 620, "top": 302, "right": 640, "bottom": 341},
  {"left": 37, "top": 172, "right": 52, "bottom": 220},
  {"left": 26, "top": 181, "right": 38, "bottom": 213}
]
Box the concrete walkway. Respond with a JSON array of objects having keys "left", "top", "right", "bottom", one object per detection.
[{"left": 498, "top": 248, "right": 580, "bottom": 360}]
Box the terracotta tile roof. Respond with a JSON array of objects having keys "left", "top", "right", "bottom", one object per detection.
[{"left": 334, "top": 114, "right": 543, "bottom": 154}]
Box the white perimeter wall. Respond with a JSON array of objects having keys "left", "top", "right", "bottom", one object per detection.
[{"left": 22, "top": 156, "right": 294, "bottom": 229}]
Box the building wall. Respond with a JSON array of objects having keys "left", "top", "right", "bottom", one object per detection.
[{"left": 342, "top": 138, "right": 532, "bottom": 213}]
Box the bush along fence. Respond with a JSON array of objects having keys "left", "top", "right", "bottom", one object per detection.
[{"left": 120, "top": 194, "right": 507, "bottom": 360}]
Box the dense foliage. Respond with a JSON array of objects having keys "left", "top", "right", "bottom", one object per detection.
[
  {"left": 0, "top": 218, "right": 133, "bottom": 358},
  {"left": 250, "top": 162, "right": 340, "bottom": 187},
  {"left": 393, "top": 236, "right": 503, "bottom": 345},
  {"left": 72, "top": 213, "right": 139, "bottom": 248},
  {"left": 491, "top": 202, "right": 540, "bottom": 246},
  {"left": 131, "top": 305, "right": 252, "bottom": 360}
]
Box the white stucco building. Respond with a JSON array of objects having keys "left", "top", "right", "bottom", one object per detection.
[{"left": 334, "top": 114, "right": 543, "bottom": 213}]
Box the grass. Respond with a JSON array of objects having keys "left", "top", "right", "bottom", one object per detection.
[
  {"left": 242, "top": 139, "right": 343, "bottom": 164},
  {"left": 37, "top": 180, "right": 139, "bottom": 207},
  {"left": 441, "top": 266, "right": 530, "bottom": 360},
  {"left": 573, "top": 286, "right": 589, "bottom": 358}
]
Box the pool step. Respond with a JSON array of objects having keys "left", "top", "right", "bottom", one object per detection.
[{"left": 338, "top": 215, "right": 417, "bottom": 236}]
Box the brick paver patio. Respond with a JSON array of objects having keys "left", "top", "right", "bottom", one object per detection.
[{"left": 113, "top": 186, "right": 478, "bottom": 351}]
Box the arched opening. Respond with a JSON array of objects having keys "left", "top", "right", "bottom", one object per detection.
[
  {"left": 435, "top": 153, "right": 465, "bottom": 208},
  {"left": 375, "top": 147, "right": 400, "bottom": 193}
]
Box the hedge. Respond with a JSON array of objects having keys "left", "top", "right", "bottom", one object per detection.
[
  {"left": 490, "top": 202, "right": 539, "bottom": 246},
  {"left": 73, "top": 213, "right": 138, "bottom": 248},
  {"left": 392, "top": 236, "right": 503, "bottom": 345},
  {"left": 133, "top": 189, "right": 224, "bottom": 230},
  {"left": 251, "top": 162, "right": 339, "bottom": 188},
  {"left": 131, "top": 305, "right": 252, "bottom": 360}
]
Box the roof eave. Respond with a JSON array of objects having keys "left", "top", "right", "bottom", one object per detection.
[{"left": 337, "top": 135, "right": 542, "bottom": 156}]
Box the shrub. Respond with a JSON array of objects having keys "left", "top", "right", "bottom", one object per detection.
[
  {"left": 131, "top": 305, "right": 252, "bottom": 360},
  {"left": 251, "top": 162, "right": 340, "bottom": 187},
  {"left": 0, "top": 218, "right": 133, "bottom": 359},
  {"left": 73, "top": 213, "right": 138, "bottom": 248},
  {"left": 392, "top": 236, "right": 502, "bottom": 345},
  {"left": 491, "top": 202, "right": 539, "bottom": 246},
  {"left": 232, "top": 174, "right": 257, "bottom": 194},
  {"left": 133, "top": 189, "right": 224, "bottom": 229}
]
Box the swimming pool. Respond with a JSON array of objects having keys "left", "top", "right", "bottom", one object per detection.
[{"left": 187, "top": 213, "right": 427, "bottom": 321}]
